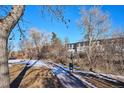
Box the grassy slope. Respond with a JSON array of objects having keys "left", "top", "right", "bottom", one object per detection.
[{"left": 9, "top": 64, "right": 63, "bottom": 88}]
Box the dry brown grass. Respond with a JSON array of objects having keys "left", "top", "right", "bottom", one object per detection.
[
  {"left": 9, "top": 64, "right": 63, "bottom": 88},
  {"left": 9, "top": 64, "right": 25, "bottom": 82},
  {"left": 75, "top": 57, "right": 124, "bottom": 76}
]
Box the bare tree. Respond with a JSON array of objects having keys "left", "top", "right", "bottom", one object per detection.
[
  {"left": 0, "top": 5, "right": 68, "bottom": 87},
  {"left": 18, "top": 38, "right": 33, "bottom": 59},
  {"left": 51, "top": 32, "right": 62, "bottom": 56},
  {"left": 78, "top": 6, "right": 110, "bottom": 70},
  {"left": 29, "top": 28, "right": 51, "bottom": 59},
  {"left": 0, "top": 5, "right": 24, "bottom": 87},
  {"left": 110, "top": 30, "right": 124, "bottom": 74},
  {"left": 29, "top": 28, "right": 42, "bottom": 59}
]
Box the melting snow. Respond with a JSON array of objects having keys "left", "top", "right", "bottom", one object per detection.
[{"left": 8, "top": 59, "right": 49, "bottom": 68}]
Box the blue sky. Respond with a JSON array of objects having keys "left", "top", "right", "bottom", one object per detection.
[{"left": 11, "top": 5, "right": 124, "bottom": 45}]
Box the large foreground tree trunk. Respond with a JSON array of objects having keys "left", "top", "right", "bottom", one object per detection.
[
  {"left": 0, "top": 5, "right": 24, "bottom": 88},
  {"left": 0, "top": 31, "right": 9, "bottom": 88}
]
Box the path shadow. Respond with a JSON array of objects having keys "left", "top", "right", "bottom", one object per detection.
[
  {"left": 10, "top": 60, "right": 38, "bottom": 88},
  {"left": 64, "top": 74, "right": 88, "bottom": 88},
  {"left": 52, "top": 66, "right": 87, "bottom": 88}
]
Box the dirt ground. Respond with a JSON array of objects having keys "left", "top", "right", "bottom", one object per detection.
[{"left": 9, "top": 64, "right": 63, "bottom": 88}]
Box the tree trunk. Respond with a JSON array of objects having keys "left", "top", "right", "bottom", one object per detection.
[
  {"left": 0, "top": 5, "right": 24, "bottom": 88},
  {"left": 0, "top": 31, "right": 9, "bottom": 88}
]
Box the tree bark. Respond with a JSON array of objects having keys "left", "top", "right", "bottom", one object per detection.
[
  {"left": 0, "top": 5, "right": 24, "bottom": 88},
  {"left": 0, "top": 31, "right": 9, "bottom": 88}
]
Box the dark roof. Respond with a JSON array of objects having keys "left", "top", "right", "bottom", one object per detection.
[{"left": 67, "top": 37, "right": 124, "bottom": 45}]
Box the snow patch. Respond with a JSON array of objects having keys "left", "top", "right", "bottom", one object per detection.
[{"left": 8, "top": 59, "right": 49, "bottom": 68}]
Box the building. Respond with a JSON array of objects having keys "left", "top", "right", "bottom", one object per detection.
[{"left": 67, "top": 37, "right": 124, "bottom": 54}]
